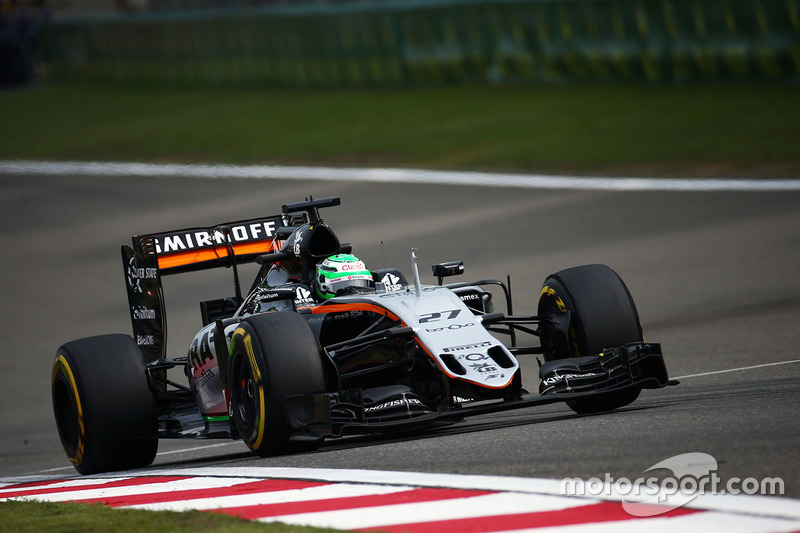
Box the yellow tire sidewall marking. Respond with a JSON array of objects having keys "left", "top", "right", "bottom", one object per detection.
[
  {"left": 236, "top": 328, "right": 266, "bottom": 451},
  {"left": 53, "top": 354, "right": 85, "bottom": 466},
  {"left": 539, "top": 286, "right": 567, "bottom": 312},
  {"left": 539, "top": 285, "right": 579, "bottom": 356}
]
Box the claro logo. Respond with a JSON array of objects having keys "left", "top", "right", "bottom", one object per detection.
[{"left": 339, "top": 262, "right": 366, "bottom": 271}]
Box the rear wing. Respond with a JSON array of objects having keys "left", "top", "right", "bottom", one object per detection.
[
  {"left": 121, "top": 213, "right": 303, "bottom": 362},
  {"left": 136, "top": 214, "right": 294, "bottom": 275}
]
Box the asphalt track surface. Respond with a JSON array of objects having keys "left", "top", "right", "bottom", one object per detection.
[{"left": 1, "top": 172, "right": 799, "bottom": 501}]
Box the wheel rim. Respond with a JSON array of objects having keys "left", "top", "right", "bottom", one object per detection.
[{"left": 232, "top": 351, "right": 256, "bottom": 431}]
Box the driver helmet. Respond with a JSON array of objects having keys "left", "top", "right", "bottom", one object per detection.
[{"left": 315, "top": 254, "right": 374, "bottom": 300}]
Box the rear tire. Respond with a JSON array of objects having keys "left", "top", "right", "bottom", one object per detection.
[
  {"left": 538, "top": 264, "right": 643, "bottom": 414},
  {"left": 228, "top": 312, "right": 327, "bottom": 456},
  {"left": 51, "top": 334, "right": 158, "bottom": 474}
]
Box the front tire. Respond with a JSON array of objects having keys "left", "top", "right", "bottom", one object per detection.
[
  {"left": 51, "top": 334, "right": 158, "bottom": 474},
  {"left": 228, "top": 312, "right": 327, "bottom": 456},
  {"left": 538, "top": 264, "right": 643, "bottom": 414}
]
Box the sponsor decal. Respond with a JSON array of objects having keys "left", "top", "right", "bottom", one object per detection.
[
  {"left": 294, "top": 286, "right": 314, "bottom": 305},
  {"left": 460, "top": 353, "right": 490, "bottom": 361},
  {"left": 132, "top": 306, "right": 157, "bottom": 320},
  {"left": 380, "top": 272, "right": 403, "bottom": 292},
  {"left": 126, "top": 258, "right": 159, "bottom": 293},
  {"left": 340, "top": 274, "right": 372, "bottom": 282},
  {"left": 258, "top": 292, "right": 282, "bottom": 301},
  {"left": 425, "top": 323, "right": 475, "bottom": 332},
  {"left": 469, "top": 362, "right": 499, "bottom": 374},
  {"left": 137, "top": 334, "right": 155, "bottom": 346},
  {"left": 340, "top": 262, "right": 366, "bottom": 271},
  {"left": 293, "top": 232, "right": 304, "bottom": 256},
  {"left": 444, "top": 341, "right": 492, "bottom": 353},
  {"left": 379, "top": 286, "right": 439, "bottom": 298},
  {"left": 327, "top": 310, "right": 364, "bottom": 321},
  {"left": 542, "top": 372, "right": 604, "bottom": 386},
  {"left": 137, "top": 267, "right": 158, "bottom": 279},
  {"left": 364, "top": 397, "right": 424, "bottom": 413},
  {"left": 189, "top": 330, "right": 216, "bottom": 370},
  {"left": 459, "top": 293, "right": 480, "bottom": 301},
  {"left": 154, "top": 220, "right": 278, "bottom": 255},
  {"left": 194, "top": 366, "right": 218, "bottom": 389}
]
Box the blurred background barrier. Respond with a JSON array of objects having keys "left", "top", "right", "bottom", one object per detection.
[
  {"left": 35, "top": 0, "right": 800, "bottom": 86},
  {"left": 1, "top": 0, "right": 50, "bottom": 87}
]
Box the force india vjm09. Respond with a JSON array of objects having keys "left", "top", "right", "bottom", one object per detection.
[{"left": 52, "top": 196, "right": 674, "bottom": 474}]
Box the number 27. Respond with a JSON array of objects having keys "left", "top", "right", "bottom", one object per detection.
[{"left": 419, "top": 309, "right": 461, "bottom": 323}]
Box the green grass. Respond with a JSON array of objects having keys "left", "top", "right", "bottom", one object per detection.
[
  {"left": 0, "top": 500, "right": 342, "bottom": 533},
  {"left": 1, "top": 83, "right": 799, "bottom": 177}
]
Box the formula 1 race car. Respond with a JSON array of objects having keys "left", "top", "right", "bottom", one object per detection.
[{"left": 52, "top": 196, "right": 673, "bottom": 474}]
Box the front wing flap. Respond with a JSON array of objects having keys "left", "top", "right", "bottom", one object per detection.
[{"left": 538, "top": 342, "right": 669, "bottom": 395}]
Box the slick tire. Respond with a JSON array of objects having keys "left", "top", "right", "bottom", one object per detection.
[
  {"left": 228, "top": 312, "right": 327, "bottom": 456},
  {"left": 538, "top": 264, "right": 643, "bottom": 414},
  {"left": 51, "top": 334, "right": 158, "bottom": 474}
]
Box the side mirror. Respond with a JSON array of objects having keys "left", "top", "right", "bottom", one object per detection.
[{"left": 432, "top": 260, "right": 464, "bottom": 285}]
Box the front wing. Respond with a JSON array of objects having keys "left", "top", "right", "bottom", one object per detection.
[{"left": 285, "top": 342, "right": 673, "bottom": 440}]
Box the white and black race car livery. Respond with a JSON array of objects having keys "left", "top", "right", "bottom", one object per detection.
[{"left": 52, "top": 196, "right": 674, "bottom": 474}]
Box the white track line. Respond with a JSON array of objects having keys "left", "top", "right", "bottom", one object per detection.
[
  {"left": 156, "top": 442, "right": 240, "bottom": 456},
  {"left": 673, "top": 359, "right": 800, "bottom": 380},
  {"left": 16, "top": 442, "right": 241, "bottom": 477},
  {"left": 2, "top": 160, "right": 800, "bottom": 192}
]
